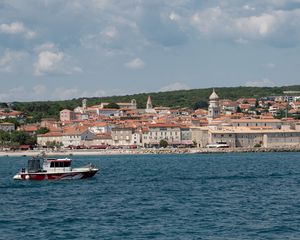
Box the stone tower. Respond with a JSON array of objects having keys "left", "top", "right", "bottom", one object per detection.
[
  {"left": 146, "top": 95, "right": 153, "bottom": 110},
  {"left": 145, "top": 95, "right": 156, "bottom": 113},
  {"left": 208, "top": 89, "right": 220, "bottom": 122},
  {"left": 82, "top": 99, "right": 87, "bottom": 113}
]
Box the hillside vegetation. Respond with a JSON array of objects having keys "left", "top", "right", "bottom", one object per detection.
[{"left": 7, "top": 85, "right": 300, "bottom": 121}]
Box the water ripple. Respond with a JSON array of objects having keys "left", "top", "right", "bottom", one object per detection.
[{"left": 1, "top": 152, "right": 300, "bottom": 239}]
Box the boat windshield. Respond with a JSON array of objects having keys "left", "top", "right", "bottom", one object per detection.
[{"left": 28, "top": 158, "right": 41, "bottom": 173}]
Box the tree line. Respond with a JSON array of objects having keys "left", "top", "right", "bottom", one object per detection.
[{"left": 6, "top": 85, "right": 300, "bottom": 122}]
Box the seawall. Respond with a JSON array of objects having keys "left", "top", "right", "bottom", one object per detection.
[{"left": 0, "top": 147, "right": 300, "bottom": 157}]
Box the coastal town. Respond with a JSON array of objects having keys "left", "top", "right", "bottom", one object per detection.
[{"left": 0, "top": 89, "right": 300, "bottom": 154}]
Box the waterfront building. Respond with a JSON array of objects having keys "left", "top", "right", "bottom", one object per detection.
[
  {"left": 62, "top": 127, "right": 94, "bottom": 147},
  {"left": 230, "top": 118, "right": 282, "bottom": 129},
  {"left": 191, "top": 124, "right": 300, "bottom": 148},
  {"left": 142, "top": 124, "right": 181, "bottom": 147},
  {"left": 82, "top": 133, "right": 113, "bottom": 148},
  {"left": 37, "top": 132, "right": 64, "bottom": 147},
  {"left": 111, "top": 127, "right": 141, "bottom": 146},
  {"left": 37, "top": 126, "right": 94, "bottom": 148}
]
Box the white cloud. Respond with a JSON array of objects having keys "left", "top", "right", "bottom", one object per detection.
[
  {"left": 33, "top": 84, "right": 47, "bottom": 95},
  {"left": 34, "top": 50, "right": 64, "bottom": 76},
  {"left": 0, "top": 49, "right": 26, "bottom": 72},
  {"left": 245, "top": 78, "right": 273, "bottom": 87},
  {"left": 243, "top": 5, "right": 256, "bottom": 11},
  {"left": 169, "top": 12, "right": 180, "bottom": 21},
  {"left": 0, "top": 85, "right": 109, "bottom": 101},
  {"left": 0, "top": 21, "right": 36, "bottom": 39},
  {"left": 102, "top": 26, "right": 118, "bottom": 39},
  {"left": 53, "top": 87, "right": 108, "bottom": 100},
  {"left": 190, "top": 6, "right": 300, "bottom": 45},
  {"left": 33, "top": 43, "right": 82, "bottom": 76},
  {"left": 235, "top": 37, "right": 249, "bottom": 44},
  {"left": 159, "top": 82, "right": 190, "bottom": 92},
  {"left": 34, "top": 42, "right": 57, "bottom": 53},
  {"left": 263, "top": 62, "right": 276, "bottom": 69},
  {"left": 53, "top": 87, "right": 80, "bottom": 100},
  {"left": 0, "top": 22, "right": 25, "bottom": 34},
  {"left": 125, "top": 58, "right": 145, "bottom": 69},
  {"left": 235, "top": 13, "right": 277, "bottom": 37},
  {"left": 0, "top": 86, "right": 26, "bottom": 102}
]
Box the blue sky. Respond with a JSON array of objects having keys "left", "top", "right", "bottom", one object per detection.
[{"left": 0, "top": 0, "right": 300, "bottom": 101}]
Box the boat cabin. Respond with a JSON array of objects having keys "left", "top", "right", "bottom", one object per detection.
[{"left": 43, "top": 158, "right": 72, "bottom": 172}]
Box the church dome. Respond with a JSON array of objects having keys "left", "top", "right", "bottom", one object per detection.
[{"left": 209, "top": 89, "right": 219, "bottom": 100}]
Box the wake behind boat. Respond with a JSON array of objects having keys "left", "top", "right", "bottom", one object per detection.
[{"left": 13, "top": 155, "right": 99, "bottom": 180}]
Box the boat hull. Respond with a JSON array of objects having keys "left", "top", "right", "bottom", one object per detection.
[{"left": 13, "top": 169, "right": 98, "bottom": 180}]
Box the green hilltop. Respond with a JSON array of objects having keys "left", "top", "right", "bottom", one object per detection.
[{"left": 6, "top": 85, "right": 300, "bottom": 122}]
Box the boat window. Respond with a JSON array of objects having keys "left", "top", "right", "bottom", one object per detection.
[
  {"left": 64, "top": 161, "right": 71, "bottom": 167},
  {"left": 50, "top": 161, "right": 71, "bottom": 167}
]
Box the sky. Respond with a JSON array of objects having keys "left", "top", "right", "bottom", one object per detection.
[{"left": 0, "top": 0, "right": 300, "bottom": 102}]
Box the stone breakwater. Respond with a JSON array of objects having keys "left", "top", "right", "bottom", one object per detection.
[{"left": 0, "top": 147, "right": 300, "bottom": 157}]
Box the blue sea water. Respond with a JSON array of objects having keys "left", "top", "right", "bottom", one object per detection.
[{"left": 1, "top": 152, "right": 300, "bottom": 240}]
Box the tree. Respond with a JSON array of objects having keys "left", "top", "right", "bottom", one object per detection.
[
  {"left": 159, "top": 139, "right": 168, "bottom": 148},
  {"left": 0, "top": 118, "right": 20, "bottom": 128},
  {"left": 3, "top": 108, "right": 11, "bottom": 113},
  {"left": 236, "top": 106, "right": 242, "bottom": 113},
  {"left": 36, "top": 127, "right": 50, "bottom": 135},
  {"left": 0, "top": 130, "right": 10, "bottom": 148},
  {"left": 10, "top": 131, "right": 35, "bottom": 145},
  {"left": 104, "top": 102, "right": 120, "bottom": 109},
  {"left": 193, "top": 100, "right": 208, "bottom": 110}
]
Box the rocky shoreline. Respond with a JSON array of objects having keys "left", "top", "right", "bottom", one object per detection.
[{"left": 0, "top": 147, "right": 300, "bottom": 157}]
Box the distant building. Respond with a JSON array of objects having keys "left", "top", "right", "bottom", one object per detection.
[
  {"left": 18, "top": 124, "right": 39, "bottom": 135},
  {"left": 60, "top": 109, "right": 76, "bottom": 122},
  {"left": 191, "top": 124, "right": 300, "bottom": 148},
  {"left": 111, "top": 127, "right": 140, "bottom": 146},
  {"left": 83, "top": 133, "right": 113, "bottom": 148},
  {"left": 0, "top": 110, "right": 23, "bottom": 119},
  {"left": 37, "top": 132, "right": 64, "bottom": 147},
  {"left": 142, "top": 124, "right": 181, "bottom": 147},
  {"left": 74, "top": 99, "right": 89, "bottom": 113},
  {"left": 0, "top": 122, "right": 15, "bottom": 132},
  {"left": 145, "top": 96, "right": 156, "bottom": 114},
  {"left": 207, "top": 89, "right": 220, "bottom": 122},
  {"left": 99, "top": 99, "right": 137, "bottom": 110},
  {"left": 37, "top": 127, "right": 95, "bottom": 148}
]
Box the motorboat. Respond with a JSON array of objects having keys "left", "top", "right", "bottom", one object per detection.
[{"left": 13, "top": 156, "right": 98, "bottom": 180}]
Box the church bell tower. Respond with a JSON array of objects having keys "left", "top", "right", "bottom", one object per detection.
[{"left": 208, "top": 89, "right": 220, "bottom": 122}]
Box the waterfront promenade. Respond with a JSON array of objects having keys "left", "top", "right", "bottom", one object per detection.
[{"left": 1, "top": 146, "right": 300, "bottom": 157}]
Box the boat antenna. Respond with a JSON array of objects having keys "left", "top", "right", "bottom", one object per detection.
[{"left": 38, "top": 151, "right": 46, "bottom": 158}]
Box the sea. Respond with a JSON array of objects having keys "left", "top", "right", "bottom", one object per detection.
[{"left": 1, "top": 152, "right": 300, "bottom": 240}]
